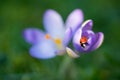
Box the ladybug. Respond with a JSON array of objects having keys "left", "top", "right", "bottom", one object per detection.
[{"left": 80, "top": 36, "right": 88, "bottom": 48}]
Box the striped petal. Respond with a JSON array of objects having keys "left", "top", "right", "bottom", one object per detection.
[
  {"left": 90, "top": 32, "right": 104, "bottom": 51},
  {"left": 81, "top": 20, "right": 93, "bottom": 31}
]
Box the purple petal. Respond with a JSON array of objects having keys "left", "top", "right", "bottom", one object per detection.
[
  {"left": 63, "top": 27, "right": 72, "bottom": 46},
  {"left": 65, "top": 9, "right": 84, "bottom": 33},
  {"left": 29, "top": 39, "right": 57, "bottom": 59},
  {"left": 90, "top": 32, "right": 104, "bottom": 51},
  {"left": 81, "top": 30, "right": 96, "bottom": 51},
  {"left": 73, "top": 30, "right": 96, "bottom": 52},
  {"left": 66, "top": 47, "right": 80, "bottom": 58},
  {"left": 23, "top": 28, "right": 44, "bottom": 44},
  {"left": 73, "top": 28, "right": 84, "bottom": 52},
  {"left": 43, "top": 9, "right": 65, "bottom": 40},
  {"left": 81, "top": 20, "right": 93, "bottom": 31}
]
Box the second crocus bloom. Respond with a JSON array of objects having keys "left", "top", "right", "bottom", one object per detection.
[{"left": 66, "top": 20, "right": 104, "bottom": 58}]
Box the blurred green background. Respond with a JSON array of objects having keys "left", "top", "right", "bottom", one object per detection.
[{"left": 0, "top": 0, "right": 120, "bottom": 80}]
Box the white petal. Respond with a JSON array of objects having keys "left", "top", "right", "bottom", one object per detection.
[
  {"left": 43, "top": 9, "right": 65, "bottom": 39},
  {"left": 65, "top": 9, "right": 84, "bottom": 33},
  {"left": 66, "top": 47, "right": 80, "bottom": 58},
  {"left": 29, "top": 39, "right": 57, "bottom": 59}
]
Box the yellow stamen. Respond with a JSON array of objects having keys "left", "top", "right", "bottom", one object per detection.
[
  {"left": 45, "top": 34, "right": 51, "bottom": 39},
  {"left": 54, "top": 38, "right": 61, "bottom": 45},
  {"left": 54, "top": 38, "right": 63, "bottom": 49}
]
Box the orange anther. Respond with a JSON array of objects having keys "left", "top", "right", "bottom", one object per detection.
[{"left": 45, "top": 34, "right": 51, "bottom": 39}]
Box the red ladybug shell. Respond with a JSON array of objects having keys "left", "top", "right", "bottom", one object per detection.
[{"left": 80, "top": 36, "right": 88, "bottom": 44}]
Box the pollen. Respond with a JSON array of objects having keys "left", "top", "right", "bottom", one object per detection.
[
  {"left": 45, "top": 34, "right": 51, "bottom": 39},
  {"left": 54, "top": 38, "right": 61, "bottom": 45}
]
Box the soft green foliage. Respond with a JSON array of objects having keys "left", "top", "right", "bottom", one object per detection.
[{"left": 0, "top": 0, "right": 120, "bottom": 80}]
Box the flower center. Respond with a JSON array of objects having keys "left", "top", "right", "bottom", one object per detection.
[
  {"left": 45, "top": 34, "right": 63, "bottom": 49},
  {"left": 80, "top": 36, "right": 88, "bottom": 48}
]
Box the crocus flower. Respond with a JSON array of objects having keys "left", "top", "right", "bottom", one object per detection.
[
  {"left": 23, "top": 9, "right": 84, "bottom": 59},
  {"left": 66, "top": 20, "right": 104, "bottom": 58}
]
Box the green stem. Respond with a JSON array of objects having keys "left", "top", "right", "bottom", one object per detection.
[{"left": 58, "top": 55, "right": 74, "bottom": 79}]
